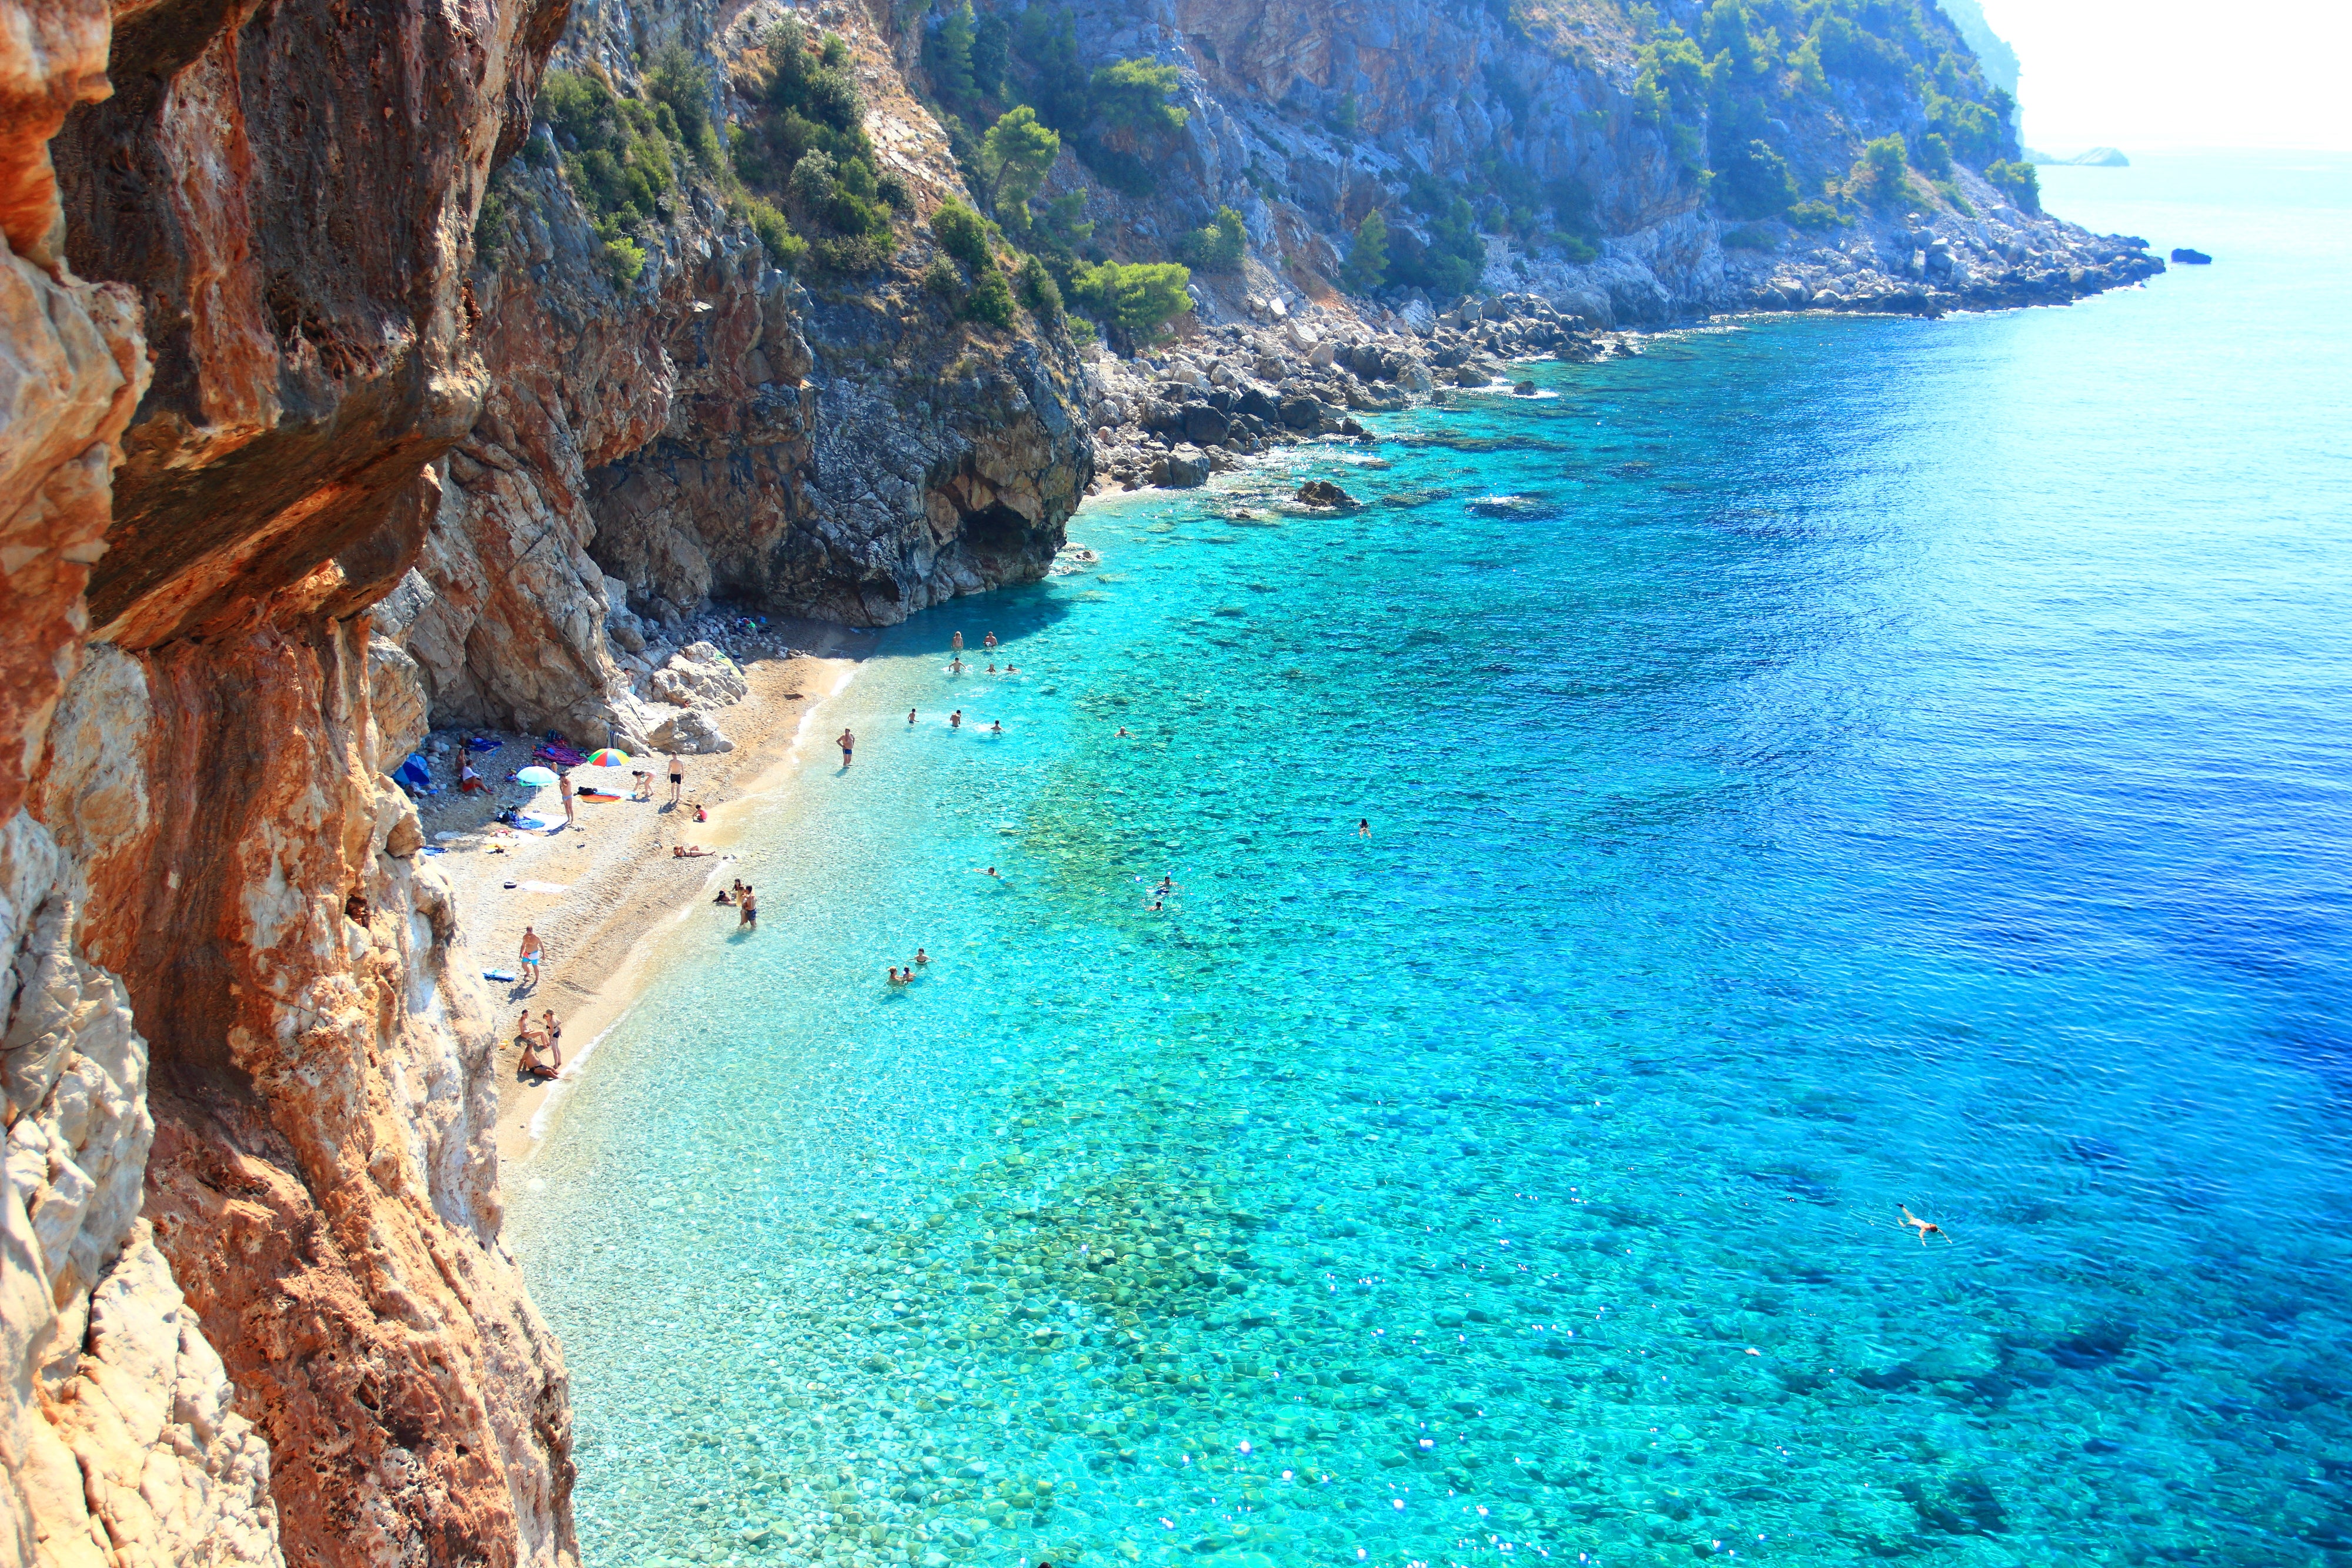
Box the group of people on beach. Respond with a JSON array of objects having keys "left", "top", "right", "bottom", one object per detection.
[
  {"left": 714, "top": 879, "right": 759, "bottom": 927},
  {"left": 515, "top": 1008, "right": 564, "bottom": 1079}
]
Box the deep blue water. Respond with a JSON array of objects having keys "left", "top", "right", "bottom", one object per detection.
[{"left": 512, "top": 152, "right": 2352, "bottom": 1568}]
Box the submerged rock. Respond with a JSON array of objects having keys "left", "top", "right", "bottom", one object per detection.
[{"left": 1295, "top": 480, "right": 1356, "bottom": 509}]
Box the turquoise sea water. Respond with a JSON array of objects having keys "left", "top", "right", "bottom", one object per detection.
[{"left": 512, "top": 152, "right": 2352, "bottom": 1568}]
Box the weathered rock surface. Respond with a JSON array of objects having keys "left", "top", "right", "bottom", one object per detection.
[{"left": 4, "top": 0, "right": 580, "bottom": 1559}]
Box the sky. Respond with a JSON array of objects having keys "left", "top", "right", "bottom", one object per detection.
[{"left": 1976, "top": 0, "right": 2352, "bottom": 152}]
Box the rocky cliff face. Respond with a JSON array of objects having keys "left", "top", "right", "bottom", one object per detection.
[
  {"left": 375, "top": 0, "right": 1094, "bottom": 750},
  {"left": 963, "top": 0, "right": 2153, "bottom": 325},
  {"left": 4, "top": 0, "right": 578, "bottom": 1558}
]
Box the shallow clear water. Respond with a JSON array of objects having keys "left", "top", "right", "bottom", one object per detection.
[{"left": 512, "top": 152, "right": 2352, "bottom": 1568}]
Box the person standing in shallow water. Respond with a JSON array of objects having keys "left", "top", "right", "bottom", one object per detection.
[
  {"left": 952, "top": 631, "right": 963, "bottom": 654},
  {"left": 837, "top": 727, "right": 854, "bottom": 767},
  {"left": 739, "top": 885, "right": 758, "bottom": 928}
]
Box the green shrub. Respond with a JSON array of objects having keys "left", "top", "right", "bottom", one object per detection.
[
  {"left": 474, "top": 185, "right": 511, "bottom": 260},
  {"left": 1090, "top": 58, "right": 1187, "bottom": 139},
  {"left": 813, "top": 234, "right": 894, "bottom": 272},
  {"left": 1175, "top": 205, "right": 1246, "bottom": 272},
  {"left": 741, "top": 195, "right": 807, "bottom": 270},
  {"left": 603, "top": 233, "right": 648, "bottom": 284},
  {"left": 1984, "top": 158, "right": 2040, "bottom": 214},
  {"left": 1916, "top": 131, "right": 1953, "bottom": 180},
  {"left": 1069, "top": 260, "right": 1191, "bottom": 342},
  {"left": 1015, "top": 253, "right": 1064, "bottom": 320},
  {"left": 647, "top": 48, "right": 723, "bottom": 168},
  {"left": 538, "top": 68, "right": 684, "bottom": 234},
  {"left": 926, "top": 1, "right": 977, "bottom": 104},
  {"left": 1555, "top": 233, "right": 1599, "bottom": 263},
  {"left": 1721, "top": 223, "right": 1778, "bottom": 250},
  {"left": 933, "top": 198, "right": 993, "bottom": 270},
  {"left": 1342, "top": 209, "right": 1388, "bottom": 291},
  {"left": 1788, "top": 198, "right": 1848, "bottom": 230},
  {"left": 964, "top": 265, "right": 1017, "bottom": 328},
  {"left": 923, "top": 255, "right": 961, "bottom": 297},
  {"left": 1933, "top": 178, "right": 1975, "bottom": 216},
  {"left": 1390, "top": 185, "right": 1485, "bottom": 297},
  {"left": 1847, "top": 135, "right": 1917, "bottom": 209},
  {"left": 1714, "top": 139, "right": 1797, "bottom": 220}
]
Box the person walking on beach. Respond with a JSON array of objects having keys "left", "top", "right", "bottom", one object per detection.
[
  {"left": 837, "top": 727, "right": 855, "bottom": 767},
  {"left": 519, "top": 927, "right": 544, "bottom": 986},
  {"left": 666, "top": 753, "right": 684, "bottom": 806},
  {"left": 559, "top": 770, "right": 576, "bottom": 830},
  {"left": 739, "top": 885, "right": 758, "bottom": 928}
]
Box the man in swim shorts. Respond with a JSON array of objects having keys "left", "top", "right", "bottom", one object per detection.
[
  {"left": 667, "top": 753, "right": 683, "bottom": 805},
  {"left": 739, "top": 886, "right": 758, "bottom": 927},
  {"left": 519, "top": 927, "right": 543, "bottom": 985},
  {"left": 838, "top": 728, "right": 854, "bottom": 767}
]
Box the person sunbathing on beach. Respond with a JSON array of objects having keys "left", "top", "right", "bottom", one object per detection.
[
  {"left": 1898, "top": 1205, "right": 1949, "bottom": 1244},
  {"left": 673, "top": 844, "right": 713, "bottom": 858}
]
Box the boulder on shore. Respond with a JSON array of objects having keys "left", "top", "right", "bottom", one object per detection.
[{"left": 1296, "top": 480, "right": 1355, "bottom": 509}]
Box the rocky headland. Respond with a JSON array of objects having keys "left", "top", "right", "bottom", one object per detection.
[{"left": 0, "top": 0, "right": 2160, "bottom": 1559}]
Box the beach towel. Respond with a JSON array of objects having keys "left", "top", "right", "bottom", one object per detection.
[
  {"left": 577, "top": 790, "right": 622, "bottom": 802},
  {"left": 467, "top": 735, "right": 502, "bottom": 753},
  {"left": 534, "top": 741, "right": 588, "bottom": 768},
  {"left": 483, "top": 968, "right": 516, "bottom": 981}
]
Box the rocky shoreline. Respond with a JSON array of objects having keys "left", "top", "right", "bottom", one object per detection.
[{"left": 1080, "top": 230, "right": 2161, "bottom": 496}]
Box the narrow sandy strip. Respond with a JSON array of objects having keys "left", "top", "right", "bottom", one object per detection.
[{"left": 419, "top": 639, "right": 869, "bottom": 1162}]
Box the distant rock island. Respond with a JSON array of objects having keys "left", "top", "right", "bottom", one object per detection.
[
  {"left": 2171, "top": 248, "right": 2214, "bottom": 265},
  {"left": 2027, "top": 147, "right": 2133, "bottom": 167}
]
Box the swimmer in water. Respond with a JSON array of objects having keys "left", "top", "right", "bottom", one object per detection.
[
  {"left": 950, "top": 709, "right": 963, "bottom": 730},
  {"left": 1898, "top": 1205, "right": 1949, "bottom": 1244},
  {"left": 1115, "top": 726, "right": 1130, "bottom": 738},
  {"left": 987, "top": 662, "right": 997, "bottom": 673},
  {"left": 984, "top": 633, "right": 998, "bottom": 651},
  {"left": 908, "top": 708, "right": 917, "bottom": 725},
  {"left": 914, "top": 948, "right": 930, "bottom": 966},
  {"left": 950, "top": 656, "right": 965, "bottom": 674},
  {"left": 973, "top": 865, "right": 1004, "bottom": 880},
  {"left": 990, "top": 720, "right": 1003, "bottom": 734},
  {"left": 1358, "top": 818, "right": 1370, "bottom": 837},
  {"left": 953, "top": 631, "right": 963, "bottom": 653}
]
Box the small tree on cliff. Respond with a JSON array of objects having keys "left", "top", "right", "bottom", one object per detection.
[
  {"left": 1847, "top": 135, "right": 1919, "bottom": 209},
  {"left": 1343, "top": 209, "right": 1389, "bottom": 292},
  {"left": 983, "top": 107, "right": 1061, "bottom": 213}
]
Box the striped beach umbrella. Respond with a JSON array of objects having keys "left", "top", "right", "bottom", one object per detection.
[{"left": 586, "top": 748, "right": 632, "bottom": 767}]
